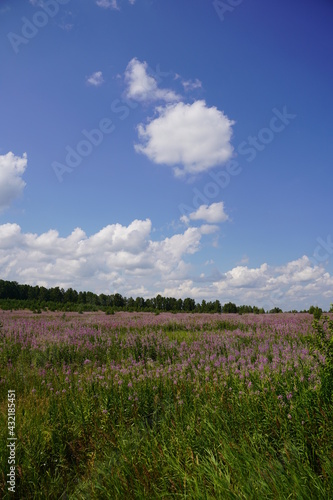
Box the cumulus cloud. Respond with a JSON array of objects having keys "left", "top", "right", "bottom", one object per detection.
[
  {"left": 124, "top": 58, "right": 180, "bottom": 103},
  {"left": 86, "top": 71, "right": 104, "bottom": 87},
  {"left": 181, "top": 202, "right": 229, "bottom": 225},
  {"left": 224, "top": 264, "right": 269, "bottom": 288},
  {"left": 0, "top": 220, "right": 204, "bottom": 296},
  {"left": 0, "top": 152, "right": 27, "bottom": 214},
  {"left": 163, "top": 256, "right": 333, "bottom": 310},
  {"left": 135, "top": 100, "right": 234, "bottom": 176},
  {"left": 0, "top": 220, "right": 332, "bottom": 309}
]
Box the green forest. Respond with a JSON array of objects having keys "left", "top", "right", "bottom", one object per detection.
[{"left": 1, "top": 279, "right": 330, "bottom": 314}]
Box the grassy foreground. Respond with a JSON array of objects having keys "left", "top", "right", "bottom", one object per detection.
[{"left": 0, "top": 311, "right": 332, "bottom": 499}]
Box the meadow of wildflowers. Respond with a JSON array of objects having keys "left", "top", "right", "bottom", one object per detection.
[{"left": 0, "top": 311, "right": 332, "bottom": 498}]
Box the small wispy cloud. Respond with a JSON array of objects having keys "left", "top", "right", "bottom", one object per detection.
[
  {"left": 0, "top": 4, "right": 10, "bottom": 14},
  {"left": 174, "top": 74, "right": 202, "bottom": 92},
  {"left": 125, "top": 58, "right": 180, "bottom": 103},
  {"left": 181, "top": 202, "right": 229, "bottom": 225},
  {"left": 86, "top": 71, "right": 105, "bottom": 87},
  {"left": 96, "top": 0, "right": 135, "bottom": 8},
  {"left": 182, "top": 78, "right": 202, "bottom": 91},
  {"left": 59, "top": 23, "right": 74, "bottom": 31},
  {"left": 96, "top": 0, "right": 119, "bottom": 10},
  {"left": 237, "top": 255, "right": 249, "bottom": 265}
]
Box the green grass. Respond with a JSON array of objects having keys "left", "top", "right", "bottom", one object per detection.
[{"left": 0, "top": 314, "right": 332, "bottom": 498}]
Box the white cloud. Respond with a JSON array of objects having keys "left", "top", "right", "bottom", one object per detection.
[
  {"left": 59, "top": 22, "right": 74, "bottom": 31},
  {"left": 199, "top": 224, "right": 220, "bottom": 235},
  {"left": 182, "top": 78, "right": 202, "bottom": 91},
  {"left": 96, "top": 0, "right": 119, "bottom": 9},
  {"left": 181, "top": 202, "right": 229, "bottom": 224},
  {"left": 135, "top": 100, "right": 234, "bottom": 176},
  {"left": 124, "top": 58, "right": 180, "bottom": 103},
  {"left": 274, "top": 256, "right": 325, "bottom": 284},
  {"left": 86, "top": 71, "right": 104, "bottom": 87},
  {"left": 237, "top": 255, "right": 249, "bottom": 265},
  {"left": 96, "top": 0, "right": 135, "bottom": 7},
  {"left": 224, "top": 264, "right": 269, "bottom": 288},
  {"left": 0, "top": 220, "right": 202, "bottom": 296},
  {"left": 0, "top": 152, "right": 27, "bottom": 214},
  {"left": 174, "top": 74, "right": 202, "bottom": 92},
  {"left": 1, "top": 220, "right": 332, "bottom": 309},
  {"left": 163, "top": 256, "right": 333, "bottom": 310}
]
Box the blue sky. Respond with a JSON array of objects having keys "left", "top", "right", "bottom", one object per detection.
[{"left": 0, "top": 0, "right": 332, "bottom": 310}]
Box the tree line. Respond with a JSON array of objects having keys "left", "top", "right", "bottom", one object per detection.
[
  {"left": 0, "top": 279, "right": 262, "bottom": 313},
  {"left": 0, "top": 279, "right": 330, "bottom": 314}
]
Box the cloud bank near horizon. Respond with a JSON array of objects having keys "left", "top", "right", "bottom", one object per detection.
[{"left": 0, "top": 220, "right": 332, "bottom": 310}]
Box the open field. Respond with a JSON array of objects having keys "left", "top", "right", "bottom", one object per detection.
[{"left": 0, "top": 311, "right": 332, "bottom": 499}]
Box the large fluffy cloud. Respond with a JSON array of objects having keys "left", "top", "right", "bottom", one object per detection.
[
  {"left": 135, "top": 100, "right": 234, "bottom": 176},
  {"left": 0, "top": 220, "right": 207, "bottom": 295},
  {"left": 0, "top": 152, "right": 27, "bottom": 213},
  {"left": 0, "top": 221, "right": 332, "bottom": 309},
  {"left": 124, "top": 58, "right": 180, "bottom": 103}
]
